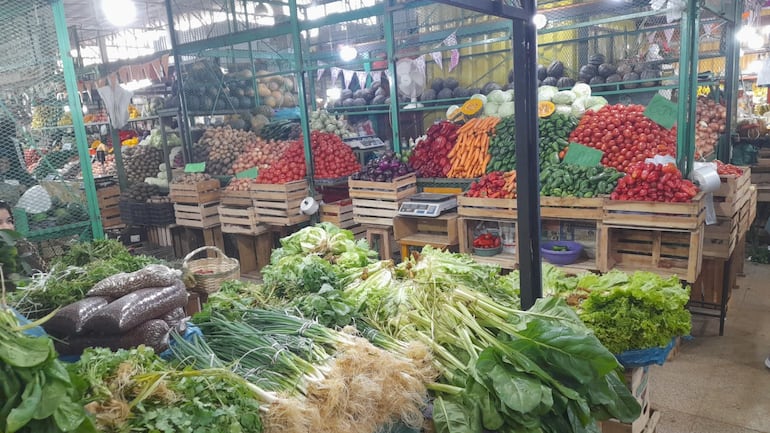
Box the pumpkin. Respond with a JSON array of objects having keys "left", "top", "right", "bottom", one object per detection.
[{"left": 538, "top": 100, "right": 556, "bottom": 118}]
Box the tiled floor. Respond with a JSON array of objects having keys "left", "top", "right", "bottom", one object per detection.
[{"left": 653, "top": 262, "right": 770, "bottom": 433}]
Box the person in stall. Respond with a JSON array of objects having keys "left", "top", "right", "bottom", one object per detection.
[{"left": 0, "top": 200, "right": 48, "bottom": 276}]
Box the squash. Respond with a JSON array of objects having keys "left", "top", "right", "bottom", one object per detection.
[
  {"left": 258, "top": 84, "right": 271, "bottom": 98},
  {"left": 547, "top": 60, "right": 564, "bottom": 78},
  {"left": 461, "top": 98, "right": 484, "bottom": 116},
  {"left": 537, "top": 64, "right": 548, "bottom": 81},
  {"left": 588, "top": 53, "right": 606, "bottom": 66},
  {"left": 538, "top": 100, "right": 556, "bottom": 118},
  {"left": 557, "top": 77, "right": 576, "bottom": 88},
  {"left": 598, "top": 63, "right": 618, "bottom": 78},
  {"left": 622, "top": 72, "right": 640, "bottom": 89},
  {"left": 444, "top": 77, "right": 460, "bottom": 90}
]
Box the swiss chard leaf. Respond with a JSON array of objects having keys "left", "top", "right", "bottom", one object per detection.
[
  {"left": 487, "top": 364, "right": 543, "bottom": 414},
  {"left": 433, "top": 395, "right": 476, "bottom": 433}
]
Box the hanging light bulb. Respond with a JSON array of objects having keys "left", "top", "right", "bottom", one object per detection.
[
  {"left": 748, "top": 31, "right": 765, "bottom": 50},
  {"left": 533, "top": 14, "right": 547, "bottom": 30},
  {"left": 339, "top": 45, "right": 358, "bottom": 62},
  {"left": 102, "top": 0, "right": 136, "bottom": 27}
]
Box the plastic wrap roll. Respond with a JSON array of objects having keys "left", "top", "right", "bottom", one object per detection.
[
  {"left": 300, "top": 197, "right": 319, "bottom": 215},
  {"left": 692, "top": 164, "right": 720, "bottom": 225}
]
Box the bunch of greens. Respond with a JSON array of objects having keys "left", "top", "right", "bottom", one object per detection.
[
  {"left": 344, "top": 247, "right": 640, "bottom": 433},
  {"left": 171, "top": 309, "right": 432, "bottom": 433},
  {"left": 54, "top": 239, "right": 135, "bottom": 267},
  {"left": 577, "top": 270, "right": 691, "bottom": 353},
  {"left": 261, "top": 223, "right": 377, "bottom": 304},
  {"left": 195, "top": 279, "right": 275, "bottom": 322},
  {"left": 0, "top": 307, "right": 97, "bottom": 433},
  {"left": 9, "top": 241, "right": 158, "bottom": 318},
  {"left": 71, "top": 346, "right": 263, "bottom": 433}
]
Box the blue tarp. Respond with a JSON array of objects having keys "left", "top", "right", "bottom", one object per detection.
[{"left": 615, "top": 337, "right": 680, "bottom": 368}]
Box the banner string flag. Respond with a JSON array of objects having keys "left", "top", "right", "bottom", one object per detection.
[
  {"left": 330, "top": 67, "right": 342, "bottom": 85},
  {"left": 342, "top": 69, "right": 355, "bottom": 88},
  {"left": 444, "top": 31, "right": 460, "bottom": 72},
  {"left": 317, "top": 67, "right": 325, "bottom": 82},
  {"left": 356, "top": 71, "right": 369, "bottom": 88},
  {"left": 414, "top": 54, "right": 426, "bottom": 75},
  {"left": 431, "top": 51, "right": 443, "bottom": 69}
]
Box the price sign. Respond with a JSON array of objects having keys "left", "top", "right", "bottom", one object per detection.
[
  {"left": 184, "top": 162, "right": 206, "bottom": 173},
  {"left": 236, "top": 167, "right": 259, "bottom": 179},
  {"left": 562, "top": 142, "right": 603, "bottom": 167},
  {"left": 643, "top": 94, "right": 677, "bottom": 130}
]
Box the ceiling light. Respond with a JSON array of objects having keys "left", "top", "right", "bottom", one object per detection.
[
  {"left": 748, "top": 33, "right": 765, "bottom": 50},
  {"left": 255, "top": 2, "right": 270, "bottom": 15},
  {"left": 102, "top": 0, "right": 136, "bottom": 27},
  {"left": 339, "top": 45, "right": 357, "bottom": 62},
  {"left": 120, "top": 79, "right": 153, "bottom": 91},
  {"left": 533, "top": 14, "right": 547, "bottom": 30}
]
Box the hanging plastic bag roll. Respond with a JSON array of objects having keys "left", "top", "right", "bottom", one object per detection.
[
  {"left": 691, "top": 164, "right": 721, "bottom": 225},
  {"left": 299, "top": 197, "right": 319, "bottom": 215}
]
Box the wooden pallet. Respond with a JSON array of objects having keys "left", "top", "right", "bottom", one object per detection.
[
  {"left": 702, "top": 217, "right": 738, "bottom": 259},
  {"left": 540, "top": 196, "right": 605, "bottom": 220},
  {"left": 170, "top": 180, "right": 221, "bottom": 204},
  {"left": 600, "top": 224, "right": 704, "bottom": 282},
  {"left": 350, "top": 174, "right": 417, "bottom": 227},
  {"left": 457, "top": 196, "right": 518, "bottom": 220},
  {"left": 603, "top": 193, "right": 705, "bottom": 230},
  {"left": 252, "top": 180, "right": 310, "bottom": 226},
  {"left": 220, "top": 189, "right": 254, "bottom": 207},
  {"left": 174, "top": 202, "right": 220, "bottom": 228},
  {"left": 320, "top": 199, "right": 356, "bottom": 228},
  {"left": 218, "top": 205, "right": 267, "bottom": 235}
]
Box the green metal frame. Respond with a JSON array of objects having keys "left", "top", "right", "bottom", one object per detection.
[{"left": 52, "top": 0, "right": 104, "bottom": 240}]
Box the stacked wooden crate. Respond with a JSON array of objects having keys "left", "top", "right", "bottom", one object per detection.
[
  {"left": 599, "top": 367, "right": 659, "bottom": 433},
  {"left": 601, "top": 193, "right": 706, "bottom": 282},
  {"left": 251, "top": 179, "right": 311, "bottom": 226},
  {"left": 97, "top": 185, "right": 122, "bottom": 229},
  {"left": 170, "top": 179, "right": 221, "bottom": 228},
  {"left": 219, "top": 188, "right": 265, "bottom": 235},
  {"left": 350, "top": 174, "right": 417, "bottom": 227},
  {"left": 320, "top": 199, "right": 365, "bottom": 238},
  {"left": 703, "top": 168, "right": 751, "bottom": 259}
]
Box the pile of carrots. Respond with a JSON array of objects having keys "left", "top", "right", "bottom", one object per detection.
[{"left": 446, "top": 117, "right": 500, "bottom": 178}]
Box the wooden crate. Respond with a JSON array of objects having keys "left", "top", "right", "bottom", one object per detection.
[
  {"left": 600, "top": 224, "right": 704, "bottom": 282},
  {"left": 394, "top": 213, "right": 459, "bottom": 260},
  {"left": 174, "top": 202, "right": 220, "bottom": 228},
  {"left": 251, "top": 180, "right": 310, "bottom": 226},
  {"left": 690, "top": 255, "right": 738, "bottom": 306},
  {"left": 599, "top": 367, "right": 657, "bottom": 433},
  {"left": 218, "top": 205, "right": 267, "bottom": 235},
  {"left": 458, "top": 217, "right": 517, "bottom": 270},
  {"left": 749, "top": 184, "right": 757, "bottom": 226},
  {"left": 540, "top": 196, "right": 605, "bottom": 220},
  {"left": 220, "top": 189, "right": 254, "bottom": 207},
  {"left": 603, "top": 193, "right": 705, "bottom": 230},
  {"left": 169, "top": 179, "right": 221, "bottom": 204},
  {"left": 350, "top": 174, "right": 417, "bottom": 226},
  {"left": 740, "top": 185, "right": 758, "bottom": 236},
  {"left": 714, "top": 168, "right": 752, "bottom": 218},
  {"left": 457, "top": 196, "right": 518, "bottom": 220},
  {"left": 97, "top": 185, "right": 122, "bottom": 228},
  {"left": 702, "top": 217, "right": 738, "bottom": 259},
  {"left": 320, "top": 199, "right": 356, "bottom": 228},
  {"left": 236, "top": 231, "right": 274, "bottom": 274},
  {"left": 147, "top": 225, "right": 177, "bottom": 248}
]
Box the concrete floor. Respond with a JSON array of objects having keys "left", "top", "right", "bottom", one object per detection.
[{"left": 653, "top": 261, "right": 770, "bottom": 433}]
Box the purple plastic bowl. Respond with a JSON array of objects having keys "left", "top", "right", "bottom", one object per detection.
[{"left": 541, "top": 240, "right": 584, "bottom": 265}]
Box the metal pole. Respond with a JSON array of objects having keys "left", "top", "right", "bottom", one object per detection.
[
  {"left": 165, "top": 0, "right": 194, "bottom": 162},
  {"left": 512, "top": 1, "right": 542, "bottom": 309},
  {"left": 51, "top": 0, "right": 104, "bottom": 239},
  {"left": 676, "top": 3, "right": 693, "bottom": 174},
  {"left": 289, "top": 0, "right": 316, "bottom": 190},
  {"left": 683, "top": 1, "right": 701, "bottom": 177},
  {"left": 721, "top": 5, "right": 742, "bottom": 163},
  {"left": 384, "top": 1, "right": 401, "bottom": 153}
]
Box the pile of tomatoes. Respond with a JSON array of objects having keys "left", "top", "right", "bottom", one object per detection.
[
  {"left": 569, "top": 104, "right": 677, "bottom": 173},
  {"left": 256, "top": 131, "right": 360, "bottom": 184},
  {"left": 715, "top": 160, "right": 744, "bottom": 176},
  {"left": 611, "top": 162, "right": 698, "bottom": 203},
  {"left": 473, "top": 233, "right": 501, "bottom": 249}
]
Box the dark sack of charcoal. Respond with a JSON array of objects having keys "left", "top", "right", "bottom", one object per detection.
[
  {"left": 43, "top": 297, "right": 111, "bottom": 337},
  {"left": 83, "top": 281, "right": 188, "bottom": 335},
  {"left": 56, "top": 319, "right": 171, "bottom": 356}
]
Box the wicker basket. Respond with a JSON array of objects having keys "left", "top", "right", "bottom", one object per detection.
[{"left": 182, "top": 246, "right": 240, "bottom": 294}]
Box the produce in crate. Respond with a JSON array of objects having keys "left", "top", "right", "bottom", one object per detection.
[
  {"left": 695, "top": 96, "right": 727, "bottom": 158},
  {"left": 538, "top": 112, "right": 578, "bottom": 168},
  {"left": 538, "top": 83, "right": 607, "bottom": 118},
  {"left": 260, "top": 119, "right": 302, "bottom": 141},
  {"left": 231, "top": 137, "right": 292, "bottom": 173},
  {"left": 256, "top": 131, "right": 360, "bottom": 183},
  {"left": 569, "top": 104, "right": 677, "bottom": 173},
  {"left": 715, "top": 160, "right": 743, "bottom": 176},
  {"left": 465, "top": 171, "right": 517, "bottom": 198},
  {"left": 171, "top": 173, "right": 213, "bottom": 184},
  {"left": 123, "top": 145, "right": 164, "bottom": 183},
  {"left": 446, "top": 117, "right": 500, "bottom": 179},
  {"left": 408, "top": 121, "right": 460, "bottom": 177},
  {"left": 256, "top": 140, "right": 306, "bottom": 184},
  {"left": 226, "top": 178, "right": 255, "bottom": 191},
  {"left": 350, "top": 151, "right": 412, "bottom": 182},
  {"left": 540, "top": 164, "right": 623, "bottom": 197},
  {"left": 611, "top": 161, "right": 698, "bottom": 202},
  {"left": 472, "top": 232, "right": 501, "bottom": 248},
  {"left": 121, "top": 182, "right": 161, "bottom": 202},
  {"left": 197, "top": 126, "right": 257, "bottom": 175}
]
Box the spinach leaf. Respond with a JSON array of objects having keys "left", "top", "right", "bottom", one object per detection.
[{"left": 6, "top": 376, "right": 43, "bottom": 433}]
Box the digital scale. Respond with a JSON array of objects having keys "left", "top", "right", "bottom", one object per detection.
[
  {"left": 343, "top": 135, "right": 385, "bottom": 150},
  {"left": 398, "top": 193, "right": 457, "bottom": 218}
]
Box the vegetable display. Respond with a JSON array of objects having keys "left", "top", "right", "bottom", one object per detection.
[
  {"left": 256, "top": 140, "right": 306, "bottom": 184},
  {"left": 256, "top": 131, "right": 360, "bottom": 183},
  {"left": 309, "top": 109, "right": 355, "bottom": 138},
  {"left": 231, "top": 137, "right": 292, "bottom": 173},
  {"left": 122, "top": 146, "right": 163, "bottom": 184},
  {"left": 260, "top": 119, "right": 302, "bottom": 141},
  {"left": 538, "top": 112, "right": 578, "bottom": 168},
  {"left": 0, "top": 307, "right": 98, "bottom": 433},
  {"left": 472, "top": 232, "right": 501, "bottom": 249},
  {"left": 539, "top": 164, "right": 622, "bottom": 197},
  {"left": 569, "top": 104, "right": 677, "bottom": 173},
  {"left": 465, "top": 171, "right": 517, "bottom": 198},
  {"left": 486, "top": 115, "right": 516, "bottom": 172},
  {"left": 408, "top": 121, "right": 459, "bottom": 178},
  {"left": 447, "top": 116, "right": 499, "bottom": 178},
  {"left": 715, "top": 160, "right": 743, "bottom": 176},
  {"left": 695, "top": 97, "right": 727, "bottom": 158},
  {"left": 351, "top": 151, "right": 412, "bottom": 182},
  {"left": 197, "top": 126, "right": 257, "bottom": 175},
  {"left": 611, "top": 161, "right": 698, "bottom": 202}
]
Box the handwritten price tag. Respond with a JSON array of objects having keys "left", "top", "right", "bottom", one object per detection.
[{"left": 643, "top": 94, "right": 677, "bottom": 130}]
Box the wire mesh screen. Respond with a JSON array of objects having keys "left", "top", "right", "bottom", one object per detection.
[{"left": 0, "top": 0, "right": 95, "bottom": 262}]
